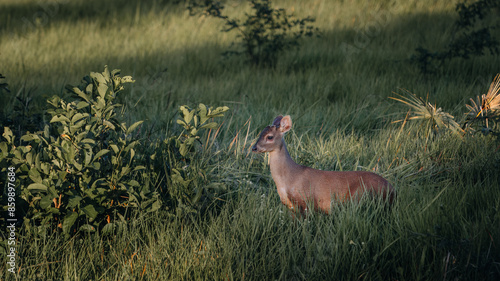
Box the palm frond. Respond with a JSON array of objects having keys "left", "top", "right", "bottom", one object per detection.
[
  {"left": 465, "top": 73, "right": 500, "bottom": 128},
  {"left": 390, "top": 90, "right": 463, "bottom": 136}
]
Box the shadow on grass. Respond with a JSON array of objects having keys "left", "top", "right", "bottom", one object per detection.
[
  {"left": 1, "top": 1, "right": 499, "bottom": 135},
  {"left": 0, "top": 0, "right": 185, "bottom": 34}
]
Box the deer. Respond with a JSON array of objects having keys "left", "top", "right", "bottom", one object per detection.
[{"left": 251, "top": 115, "right": 395, "bottom": 214}]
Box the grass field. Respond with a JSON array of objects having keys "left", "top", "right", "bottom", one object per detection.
[{"left": 1, "top": 0, "right": 500, "bottom": 280}]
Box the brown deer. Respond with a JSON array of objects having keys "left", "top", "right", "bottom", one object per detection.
[{"left": 252, "top": 115, "right": 395, "bottom": 214}]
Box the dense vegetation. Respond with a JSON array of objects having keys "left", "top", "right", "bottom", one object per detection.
[{"left": 1, "top": 0, "right": 499, "bottom": 280}]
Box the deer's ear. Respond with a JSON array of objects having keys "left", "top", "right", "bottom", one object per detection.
[
  {"left": 280, "top": 115, "right": 292, "bottom": 133},
  {"left": 272, "top": 115, "right": 283, "bottom": 127}
]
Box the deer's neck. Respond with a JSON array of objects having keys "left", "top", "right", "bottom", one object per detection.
[{"left": 268, "top": 141, "right": 302, "bottom": 189}]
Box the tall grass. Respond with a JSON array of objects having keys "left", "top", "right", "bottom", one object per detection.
[
  {"left": 7, "top": 174, "right": 500, "bottom": 280},
  {"left": 1, "top": 0, "right": 500, "bottom": 280}
]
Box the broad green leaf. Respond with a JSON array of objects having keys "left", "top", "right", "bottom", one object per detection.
[
  {"left": 71, "top": 113, "right": 88, "bottom": 123},
  {"left": 179, "top": 143, "right": 188, "bottom": 157},
  {"left": 62, "top": 211, "right": 78, "bottom": 235},
  {"left": 80, "top": 138, "right": 96, "bottom": 145},
  {"left": 109, "top": 144, "right": 119, "bottom": 154},
  {"left": 94, "top": 149, "right": 110, "bottom": 159},
  {"left": 50, "top": 115, "right": 70, "bottom": 124},
  {"left": 48, "top": 185, "right": 58, "bottom": 198},
  {"left": 96, "top": 96, "right": 106, "bottom": 110},
  {"left": 102, "top": 223, "right": 115, "bottom": 235},
  {"left": 128, "top": 180, "right": 140, "bottom": 187},
  {"left": 120, "top": 167, "right": 131, "bottom": 177},
  {"left": 198, "top": 104, "right": 209, "bottom": 123},
  {"left": 92, "top": 162, "right": 101, "bottom": 170},
  {"left": 200, "top": 122, "right": 218, "bottom": 130},
  {"left": 184, "top": 110, "right": 195, "bottom": 125},
  {"left": 2, "top": 127, "right": 13, "bottom": 143},
  {"left": 67, "top": 196, "right": 82, "bottom": 208},
  {"left": 133, "top": 165, "right": 145, "bottom": 171},
  {"left": 20, "top": 134, "right": 40, "bottom": 142},
  {"left": 91, "top": 72, "right": 107, "bottom": 85},
  {"left": 48, "top": 207, "right": 60, "bottom": 215},
  {"left": 102, "top": 66, "right": 111, "bottom": 80},
  {"left": 186, "top": 136, "right": 197, "bottom": 146},
  {"left": 103, "top": 119, "right": 115, "bottom": 130},
  {"left": 0, "top": 141, "right": 8, "bottom": 153},
  {"left": 198, "top": 103, "right": 208, "bottom": 118},
  {"left": 194, "top": 115, "right": 199, "bottom": 127},
  {"left": 26, "top": 152, "right": 33, "bottom": 165},
  {"left": 70, "top": 120, "right": 86, "bottom": 133},
  {"left": 85, "top": 84, "right": 94, "bottom": 95},
  {"left": 71, "top": 87, "right": 90, "bottom": 102},
  {"left": 35, "top": 153, "right": 41, "bottom": 170},
  {"left": 97, "top": 84, "right": 109, "bottom": 99},
  {"left": 176, "top": 119, "right": 188, "bottom": 128},
  {"left": 180, "top": 106, "right": 190, "bottom": 119},
  {"left": 28, "top": 168, "right": 42, "bottom": 183},
  {"left": 43, "top": 125, "right": 50, "bottom": 139},
  {"left": 40, "top": 195, "right": 53, "bottom": 209},
  {"left": 79, "top": 224, "right": 96, "bottom": 232},
  {"left": 208, "top": 106, "right": 229, "bottom": 117},
  {"left": 47, "top": 95, "right": 61, "bottom": 107},
  {"left": 76, "top": 101, "right": 89, "bottom": 109},
  {"left": 82, "top": 204, "right": 98, "bottom": 220},
  {"left": 129, "top": 148, "right": 135, "bottom": 160},
  {"left": 126, "top": 120, "right": 143, "bottom": 135},
  {"left": 85, "top": 149, "right": 92, "bottom": 166},
  {"left": 41, "top": 163, "right": 50, "bottom": 175},
  {"left": 124, "top": 140, "right": 139, "bottom": 152},
  {"left": 73, "top": 161, "right": 83, "bottom": 171},
  {"left": 27, "top": 183, "right": 48, "bottom": 193}
]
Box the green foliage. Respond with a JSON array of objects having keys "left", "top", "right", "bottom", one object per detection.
[
  {"left": 0, "top": 66, "right": 230, "bottom": 239},
  {"left": 412, "top": 0, "right": 500, "bottom": 73},
  {"left": 192, "top": 0, "right": 319, "bottom": 67},
  {"left": 0, "top": 66, "right": 159, "bottom": 237},
  {"left": 149, "top": 103, "right": 229, "bottom": 217},
  {"left": 175, "top": 103, "right": 229, "bottom": 157}
]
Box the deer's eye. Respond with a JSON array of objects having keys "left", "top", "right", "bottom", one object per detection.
[{"left": 267, "top": 135, "right": 274, "bottom": 140}]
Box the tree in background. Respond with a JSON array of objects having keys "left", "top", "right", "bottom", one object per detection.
[{"left": 412, "top": 0, "right": 499, "bottom": 73}]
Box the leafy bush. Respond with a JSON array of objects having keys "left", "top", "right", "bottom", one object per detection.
[
  {"left": 0, "top": 66, "right": 156, "bottom": 237},
  {"left": 412, "top": 0, "right": 500, "bottom": 73},
  {"left": 147, "top": 103, "right": 229, "bottom": 217},
  {"left": 0, "top": 66, "right": 230, "bottom": 237},
  {"left": 190, "top": 0, "right": 319, "bottom": 67}
]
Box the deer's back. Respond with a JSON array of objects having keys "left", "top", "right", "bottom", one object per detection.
[{"left": 289, "top": 167, "right": 394, "bottom": 212}]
